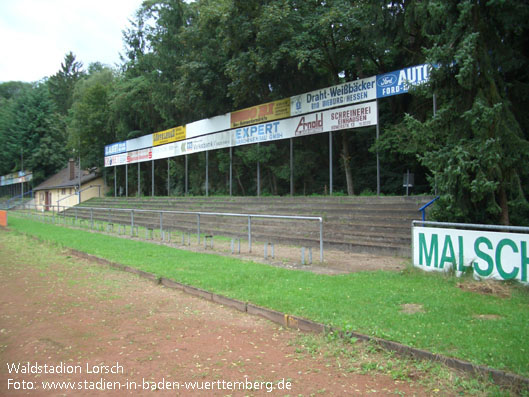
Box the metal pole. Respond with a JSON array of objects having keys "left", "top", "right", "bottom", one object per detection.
[
  {"left": 114, "top": 166, "right": 117, "bottom": 197},
  {"left": 197, "top": 214, "right": 201, "bottom": 244},
  {"left": 376, "top": 98, "right": 380, "bottom": 196},
  {"left": 290, "top": 138, "right": 294, "bottom": 196},
  {"left": 137, "top": 163, "right": 140, "bottom": 197},
  {"left": 205, "top": 150, "right": 209, "bottom": 197},
  {"left": 130, "top": 209, "right": 134, "bottom": 236},
  {"left": 229, "top": 147, "right": 233, "bottom": 197},
  {"left": 185, "top": 154, "right": 188, "bottom": 196},
  {"left": 433, "top": 93, "right": 437, "bottom": 116},
  {"left": 78, "top": 148, "right": 81, "bottom": 204},
  {"left": 152, "top": 159, "right": 154, "bottom": 197},
  {"left": 125, "top": 164, "right": 128, "bottom": 197},
  {"left": 406, "top": 169, "right": 410, "bottom": 196},
  {"left": 167, "top": 158, "right": 170, "bottom": 196},
  {"left": 248, "top": 215, "right": 252, "bottom": 252},
  {"left": 329, "top": 131, "right": 333, "bottom": 195},
  {"left": 21, "top": 149, "right": 24, "bottom": 200},
  {"left": 320, "top": 219, "right": 324, "bottom": 263},
  {"left": 257, "top": 143, "right": 260, "bottom": 197}
]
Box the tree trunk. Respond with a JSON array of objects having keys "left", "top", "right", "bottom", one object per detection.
[
  {"left": 236, "top": 170, "right": 245, "bottom": 196},
  {"left": 341, "top": 132, "right": 354, "bottom": 195},
  {"left": 271, "top": 172, "right": 278, "bottom": 195}
]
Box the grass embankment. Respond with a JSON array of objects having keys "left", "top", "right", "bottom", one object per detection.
[{"left": 7, "top": 215, "right": 529, "bottom": 378}]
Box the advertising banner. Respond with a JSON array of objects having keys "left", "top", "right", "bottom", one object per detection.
[
  {"left": 413, "top": 226, "right": 529, "bottom": 284},
  {"left": 231, "top": 98, "right": 291, "bottom": 128},
  {"left": 234, "top": 119, "right": 292, "bottom": 146},
  {"left": 106, "top": 101, "right": 378, "bottom": 167},
  {"left": 126, "top": 134, "right": 153, "bottom": 152},
  {"left": 291, "top": 76, "right": 376, "bottom": 116},
  {"left": 126, "top": 148, "right": 152, "bottom": 164},
  {"left": 328, "top": 102, "right": 377, "bottom": 131},
  {"left": 104, "top": 141, "right": 126, "bottom": 156},
  {"left": 235, "top": 101, "right": 377, "bottom": 146},
  {"left": 103, "top": 63, "right": 439, "bottom": 160},
  {"left": 186, "top": 114, "right": 231, "bottom": 139},
  {"left": 153, "top": 126, "right": 186, "bottom": 146},
  {"left": 152, "top": 142, "right": 178, "bottom": 160},
  {"left": 181, "top": 130, "right": 233, "bottom": 155},
  {"left": 376, "top": 64, "right": 431, "bottom": 98},
  {"left": 0, "top": 171, "right": 33, "bottom": 186},
  {"left": 104, "top": 153, "right": 127, "bottom": 167}
]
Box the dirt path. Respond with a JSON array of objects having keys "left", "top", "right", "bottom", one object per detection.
[{"left": 0, "top": 230, "right": 431, "bottom": 396}]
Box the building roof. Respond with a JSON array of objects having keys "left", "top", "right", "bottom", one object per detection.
[{"left": 33, "top": 164, "right": 100, "bottom": 191}]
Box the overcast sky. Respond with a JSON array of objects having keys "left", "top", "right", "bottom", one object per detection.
[{"left": 0, "top": 0, "right": 144, "bottom": 83}]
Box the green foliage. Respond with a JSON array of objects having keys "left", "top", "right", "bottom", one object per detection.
[
  {"left": 68, "top": 67, "right": 116, "bottom": 168},
  {"left": 400, "top": 0, "right": 529, "bottom": 225},
  {"left": 2, "top": 83, "right": 68, "bottom": 185},
  {"left": 47, "top": 52, "right": 85, "bottom": 115}
]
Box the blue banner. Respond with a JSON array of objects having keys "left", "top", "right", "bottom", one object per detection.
[
  {"left": 376, "top": 64, "right": 431, "bottom": 98},
  {"left": 104, "top": 141, "right": 127, "bottom": 156}
]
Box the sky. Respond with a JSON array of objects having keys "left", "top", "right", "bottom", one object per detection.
[{"left": 0, "top": 0, "right": 144, "bottom": 83}]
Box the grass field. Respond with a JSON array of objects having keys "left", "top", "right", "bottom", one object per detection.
[{"left": 7, "top": 214, "right": 529, "bottom": 379}]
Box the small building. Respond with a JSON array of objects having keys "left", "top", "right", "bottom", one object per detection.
[{"left": 33, "top": 160, "right": 107, "bottom": 211}]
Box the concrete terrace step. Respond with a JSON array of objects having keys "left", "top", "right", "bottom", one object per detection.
[{"left": 75, "top": 195, "right": 433, "bottom": 256}]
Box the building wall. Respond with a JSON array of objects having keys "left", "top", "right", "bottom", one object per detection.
[{"left": 35, "top": 177, "right": 107, "bottom": 211}]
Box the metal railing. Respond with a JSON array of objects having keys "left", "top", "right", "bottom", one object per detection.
[
  {"left": 412, "top": 220, "right": 529, "bottom": 233},
  {"left": 1, "top": 190, "right": 34, "bottom": 210},
  {"left": 16, "top": 203, "right": 325, "bottom": 262},
  {"left": 56, "top": 184, "right": 102, "bottom": 208},
  {"left": 418, "top": 195, "right": 440, "bottom": 221}
]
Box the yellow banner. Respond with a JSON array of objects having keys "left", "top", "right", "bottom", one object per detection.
[
  {"left": 153, "top": 126, "right": 186, "bottom": 146},
  {"left": 230, "top": 98, "right": 291, "bottom": 128}
]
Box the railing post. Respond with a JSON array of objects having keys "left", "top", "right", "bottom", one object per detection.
[
  {"left": 131, "top": 209, "right": 134, "bottom": 236},
  {"left": 248, "top": 215, "right": 252, "bottom": 253},
  {"left": 197, "top": 214, "right": 201, "bottom": 244},
  {"left": 320, "top": 218, "right": 324, "bottom": 263}
]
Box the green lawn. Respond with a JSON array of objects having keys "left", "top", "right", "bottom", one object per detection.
[{"left": 7, "top": 214, "right": 529, "bottom": 378}]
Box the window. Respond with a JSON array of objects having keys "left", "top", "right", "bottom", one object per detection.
[{"left": 61, "top": 188, "right": 66, "bottom": 195}]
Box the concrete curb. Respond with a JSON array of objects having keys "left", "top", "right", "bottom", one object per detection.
[
  {"left": 123, "top": 266, "right": 161, "bottom": 284},
  {"left": 182, "top": 284, "right": 213, "bottom": 300},
  {"left": 247, "top": 303, "right": 288, "bottom": 327},
  {"left": 160, "top": 277, "right": 184, "bottom": 290},
  {"left": 54, "top": 246, "right": 529, "bottom": 390},
  {"left": 212, "top": 293, "right": 247, "bottom": 313}
]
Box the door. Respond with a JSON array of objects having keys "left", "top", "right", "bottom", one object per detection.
[{"left": 45, "top": 191, "right": 50, "bottom": 211}]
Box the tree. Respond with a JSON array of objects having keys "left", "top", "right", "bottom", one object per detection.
[
  {"left": 68, "top": 68, "right": 116, "bottom": 168},
  {"left": 0, "top": 82, "right": 33, "bottom": 175},
  {"left": 11, "top": 83, "right": 68, "bottom": 185},
  {"left": 404, "top": 0, "right": 529, "bottom": 225},
  {"left": 47, "top": 52, "right": 85, "bottom": 115}
]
